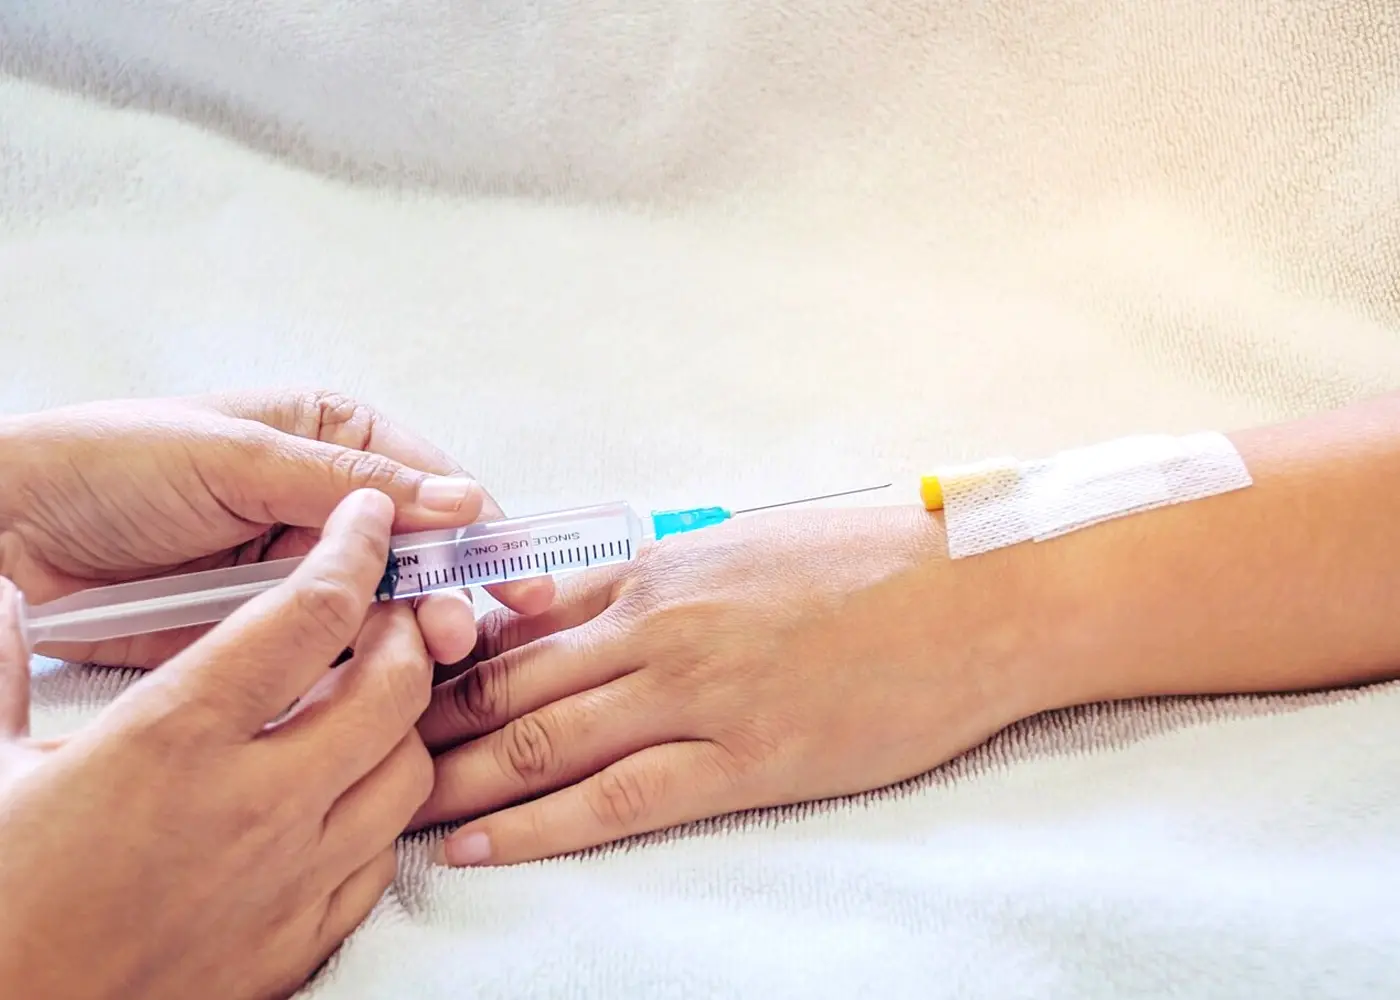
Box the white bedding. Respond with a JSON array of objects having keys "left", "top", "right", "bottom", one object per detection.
[{"left": 3, "top": 1, "right": 1400, "bottom": 995}]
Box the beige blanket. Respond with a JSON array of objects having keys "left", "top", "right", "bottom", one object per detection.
[{"left": 3, "top": 1, "right": 1399, "bottom": 995}]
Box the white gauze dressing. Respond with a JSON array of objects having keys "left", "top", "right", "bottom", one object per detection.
[{"left": 932, "top": 432, "right": 1253, "bottom": 559}]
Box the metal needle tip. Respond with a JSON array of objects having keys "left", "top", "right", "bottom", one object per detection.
[{"left": 731, "top": 482, "right": 893, "bottom": 515}]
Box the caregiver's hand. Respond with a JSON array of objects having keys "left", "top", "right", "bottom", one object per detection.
[
  {"left": 0, "top": 389, "right": 553, "bottom": 667},
  {"left": 413, "top": 505, "right": 1043, "bottom": 866},
  {"left": 0, "top": 491, "right": 434, "bottom": 1000}
]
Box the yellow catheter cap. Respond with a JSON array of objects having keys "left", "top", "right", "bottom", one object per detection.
[{"left": 919, "top": 475, "right": 944, "bottom": 511}]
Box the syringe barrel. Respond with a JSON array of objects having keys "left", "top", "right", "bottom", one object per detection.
[
  {"left": 384, "top": 501, "right": 646, "bottom": 599},
  {"left": 25, "top": 557, "right": 305, "bottom": 646},
  {"left": 25, "top": 501, "right": 647, "bottom": 645}
]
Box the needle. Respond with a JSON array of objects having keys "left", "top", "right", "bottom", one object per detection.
[{"left": 732, "top": 482, "right": 894, "bottom": 514}]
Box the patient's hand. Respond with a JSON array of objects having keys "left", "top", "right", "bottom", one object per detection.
[
  {"left": 416, "top": 394, "right": 1400, "bottom": 867},
  {"left": 413, "top": 506, "right": 1045, "bottom": 866}
]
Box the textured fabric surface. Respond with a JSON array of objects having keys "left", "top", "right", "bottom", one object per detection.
[{"left": 2, "top": 2, "right": 1400, "bottom": 996}]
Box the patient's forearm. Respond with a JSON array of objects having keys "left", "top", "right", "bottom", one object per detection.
[{"left": 1032, "top": 393, "right": 1400, "bottom": 709}]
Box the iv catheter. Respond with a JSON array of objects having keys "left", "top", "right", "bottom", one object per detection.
[{"left": 23, "top": 484, "right": 891, "bottom": 646}]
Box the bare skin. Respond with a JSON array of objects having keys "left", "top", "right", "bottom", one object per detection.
[
  {"left": 0, "top": 389, "right": 553, "bottom": 666},
  {"left": 417, "top": 392, "right": 1400, "bottom": 866},
  {"left": 0, "top": 492, "right": 427, "bottom": 998},
  {"left": 0, "top": 389, "right": 553, "bottom": 999}
]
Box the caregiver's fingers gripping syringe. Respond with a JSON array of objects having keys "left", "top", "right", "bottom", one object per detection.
[{"left": 22, "top": 484, "right": 890, "bottom": 645}]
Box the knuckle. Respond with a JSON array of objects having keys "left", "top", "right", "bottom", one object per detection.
[
  {"left": 288, "top": 388, "right": 340, "bottom": 436},
  {"left": 590, "top": 766, "right": 658, "bottom": 830},
  {"left": 330, "top": 448, "right": 407, "bottom": 495},
  {"left": 290, "top": 573, "right": 363, "bottom": 645},
  {"left": 496, "top": 715, "right": 558, "bottom": 786},
  {"left": 449, "top": 661, "right": 507, "bottom": 731},
  {"left": 473, "top": 612, "right": 518, "bottom": 663},
  {"left": 296, "top": 389, "right": 378, "bottom": 448}
]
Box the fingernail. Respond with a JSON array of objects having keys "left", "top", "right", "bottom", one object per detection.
[
  {"left": 418, "top": 477, "right": 479, "bottom": 514},
  {"left": 444, "top": 830, "right": 492, "bottom": 866}
]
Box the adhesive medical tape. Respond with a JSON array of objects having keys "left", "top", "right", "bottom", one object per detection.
[{"left": 925, "top": 431, "right": 1253, "bottom": 559}]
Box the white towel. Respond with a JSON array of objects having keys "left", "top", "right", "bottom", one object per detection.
[{"left": 2, "top": 1, "right": 1399, "bottom": 996}]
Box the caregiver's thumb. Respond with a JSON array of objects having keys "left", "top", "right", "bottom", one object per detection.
[{"left": 0, "top": 578, "right": 31, "bottom": 738}]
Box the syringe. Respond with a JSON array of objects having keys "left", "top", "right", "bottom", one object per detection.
[{"left": 24, "top": 484, "right": 889, "bottom": 645}]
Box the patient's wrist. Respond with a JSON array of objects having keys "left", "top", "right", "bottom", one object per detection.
[
  {"left": 1036, "top": 408, "right": 1400, "bottom": 709},
  {"left": 903, "top": 511, "right": 1078, "bottom": 726}
]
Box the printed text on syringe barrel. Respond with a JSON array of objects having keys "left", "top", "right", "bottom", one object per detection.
[{"left": 383, "top": 530, "right": 634, "bottom": 599}]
